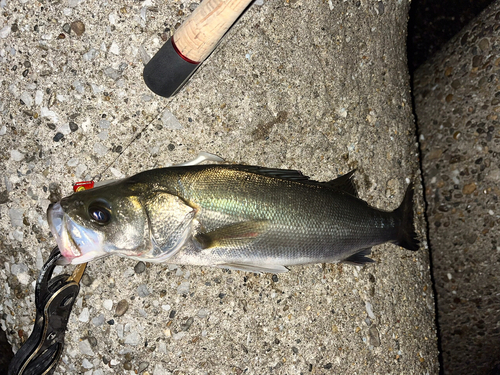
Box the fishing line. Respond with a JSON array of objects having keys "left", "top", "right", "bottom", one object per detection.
[
  {"left": 91, "top": 104, "right": 170, "bottom": 182},
  {"left": 93, "top": 6, "right": 251, "bottom": 182}
]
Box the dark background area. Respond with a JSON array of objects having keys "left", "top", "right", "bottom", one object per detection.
[
  {"left": 408, "top": 0, "right": 494, "bottom": 74},
  {"left": 408, "top": 0, "right": 496, "bottom": 374}
]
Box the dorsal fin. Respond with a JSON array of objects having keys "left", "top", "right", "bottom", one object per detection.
[
  {"left": 234, "top": 166, "right": 357, "bottom": 196},
  {"left": 235, "top": 166, "right": 311, "bottom": 182},
  {"left": 321, "top": 170, "right": 357, "bottom": 197}
]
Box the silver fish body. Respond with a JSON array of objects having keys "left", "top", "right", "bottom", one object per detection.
[{"left": 47, "top": 165, "right": 419, "bottom": 273}]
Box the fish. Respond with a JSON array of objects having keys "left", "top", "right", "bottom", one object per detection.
[{"left": 47, "top": 163, "right": 419, "bottom": 273}]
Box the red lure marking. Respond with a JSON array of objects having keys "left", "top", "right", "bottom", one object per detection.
[{"left": 73, "top": 181, "right": 94, "bottom": 192}]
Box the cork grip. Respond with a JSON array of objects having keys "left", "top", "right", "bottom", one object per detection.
[{"left": 174, "top": 0, "right": 254, "bottom": 63}]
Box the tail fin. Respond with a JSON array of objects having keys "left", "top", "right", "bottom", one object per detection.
[{"left": 393, "top": 183, "right": 419, "bottom": 251}]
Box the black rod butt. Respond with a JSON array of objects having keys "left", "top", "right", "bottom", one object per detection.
[{"left": 143, "top": 37, "right": 199, "bottom": 98}]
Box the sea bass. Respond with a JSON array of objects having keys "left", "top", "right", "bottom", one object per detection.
[{"left": 47, "top": 164, "right": 419, "bottom": 273}]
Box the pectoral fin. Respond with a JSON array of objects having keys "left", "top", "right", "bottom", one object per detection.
[{"left": 194, "top": 220, "right": 269, "bottom": 249}]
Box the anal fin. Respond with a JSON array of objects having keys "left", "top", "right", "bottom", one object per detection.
[
  {"left": 342, "top": 248, "right": 374, "bottom": 266},
  {"left": 218, "top": 263, "right": 289, "bottom": 274}
]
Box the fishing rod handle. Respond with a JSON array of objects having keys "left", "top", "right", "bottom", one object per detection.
[{"left": 174, "top": 0, "right": 254, "bottom": 63}]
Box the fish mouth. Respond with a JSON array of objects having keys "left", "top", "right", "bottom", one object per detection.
[
  {"left": 48, "top": 202, "right": 81, "bottom": 262},
  {"left": 47, "top": 202, "right": 103, "bottom": 265}
]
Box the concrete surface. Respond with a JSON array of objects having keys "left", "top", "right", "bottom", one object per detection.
[
  {"left": 414, "top": 1, "right": 500, "bottom": 373},
  {"left": 0, "top": 0, "right": 438, "bottom": 374}
]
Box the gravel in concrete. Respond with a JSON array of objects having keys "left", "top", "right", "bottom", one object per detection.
[
  {"left": 1, "top": 1, "right": 437, "bottom": 373},
  {"left": 414, "top": 1, "right": 500, "bottom": 373}
]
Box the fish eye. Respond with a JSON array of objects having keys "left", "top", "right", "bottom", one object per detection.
[{"left": 88, "top": 202, "right": 111, "bottom": 225}]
